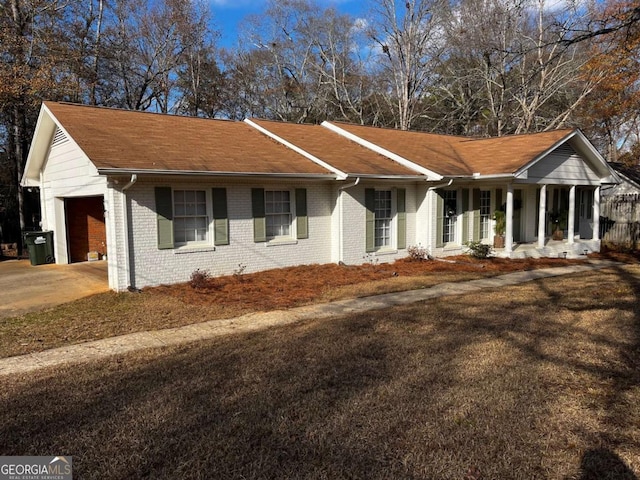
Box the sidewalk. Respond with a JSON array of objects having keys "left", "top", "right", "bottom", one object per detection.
[{"left": 0, "top": 260, "right": 621, "bottom": 376}]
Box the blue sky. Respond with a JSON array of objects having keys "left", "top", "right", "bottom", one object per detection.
[{"left": 208, "top": 0, "right": 366, "bottom": 47}]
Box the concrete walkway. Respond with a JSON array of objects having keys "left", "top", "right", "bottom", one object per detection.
[{"left": 0, "top": 260, "right": 622, "bottom": 376}]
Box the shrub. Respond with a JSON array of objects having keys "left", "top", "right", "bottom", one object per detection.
[
  {"left": 407, "top": 244, "right": 429, "bottom": 261},
  {"left": 189, "top": 269, "right": 212, "bottom": 289},
  {"left": 233, "top": 263, "right": 247, "bottom": 282},
  {"left": 466, "top": 241, "right": 492, "bottom": 259}
]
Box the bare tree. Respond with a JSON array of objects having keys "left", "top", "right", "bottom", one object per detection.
[{"left": 368, "top": 0, "right": 447, "bottom": 130}]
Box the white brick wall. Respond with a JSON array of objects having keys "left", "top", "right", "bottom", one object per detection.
[
  {"left": 339, "top": 183, "right": 415, "bottom": 266},
  {"left": 118, "top": 180, "right": 335, "bottom": 290}
]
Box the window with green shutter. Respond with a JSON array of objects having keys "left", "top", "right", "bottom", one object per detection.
[
  {"left": 295, "top": 188, "right": 308, "bottom": 239},
  {"left": 212, "top": 188, "right": 229, "bottom": 246},
  {"left": 252, "top": 188, "right": 266, "bottom": 242},
  {"left": 365, "top": 188, "right": 376, "bottom": 252},
  {"left": 155, "top": 187, "right": 174, "bottom": 249}
]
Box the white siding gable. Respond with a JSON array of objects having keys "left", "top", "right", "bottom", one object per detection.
[
  {"left": 525, "top": 144, "right": 601, "bottom": 185},
  {"left": 43, "top": 127, "right": 106, "bottom": 197}
]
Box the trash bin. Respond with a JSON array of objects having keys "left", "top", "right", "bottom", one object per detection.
[{"left": 23, "top": 231, "right": 55, "bottom": 266}]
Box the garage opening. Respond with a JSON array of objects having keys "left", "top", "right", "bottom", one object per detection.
[{"left": 65, "top": 196, "right": 106, "bottom": 263}]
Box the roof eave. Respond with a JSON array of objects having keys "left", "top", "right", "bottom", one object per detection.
[{"left": 97, "top": 168, "right": 339, "bottom": 179}]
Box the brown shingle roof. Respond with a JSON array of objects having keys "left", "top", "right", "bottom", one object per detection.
[
  {"left": 44, "top": 102, "right": 577, "bottom": 179},
  {"left": 250, "top": 119, "right": 420, "bottom": 177},
  {"left": 457, "top": 129, "right": 574, "bottom": 175},
  {"left": 44, "top": 102, "right": 332, "bottom": 176},
  {"left": 328, "top": 122, "right": 575, "bottom": 176},
  {"left": 327, "top": 122, "right": 472, "bottom": 176}
]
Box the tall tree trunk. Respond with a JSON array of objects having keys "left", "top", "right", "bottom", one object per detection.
[{"left": 10, "top": 0, "right": 27, "bottom": 254}]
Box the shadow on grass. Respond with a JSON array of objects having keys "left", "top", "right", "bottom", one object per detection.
[
  {"left": 576, "top": 448, "right": 638, "bottom": 480},
  {"left": 1, "top": 266, "right": 639, "bottom": 479}
]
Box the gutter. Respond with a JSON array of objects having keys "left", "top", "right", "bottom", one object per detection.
[
  {"left": 121, "top": 174, "right": 137, "bottom": 290},
  {"left": 427, "top": 178, "right": 453, "bottom": 191},
  {"left": 97, "top": 168, "right": 337, "bottom": 180}
]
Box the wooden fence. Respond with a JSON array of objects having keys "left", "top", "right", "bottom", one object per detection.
[{"left": 600, "top": 193, "right": 640, "bottom": 248}]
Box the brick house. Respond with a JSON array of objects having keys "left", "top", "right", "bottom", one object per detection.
[{"left": 22, "top": 102, "right": 619, "bottom": 291}]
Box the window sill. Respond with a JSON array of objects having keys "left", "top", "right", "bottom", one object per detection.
[
  {"left": 266, "top": 238, "right": 298, "bottom": 247},
  {"left": 374, "top": 248, "right": 398, "bottom": 256},
  {"left": 173, "top": 245, "right": 216, "bottom": 254}
]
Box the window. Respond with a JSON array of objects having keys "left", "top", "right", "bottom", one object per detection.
[
  {"left": 443, "top": 190, "right": 457, "bottom": 244},
  {"left": 374, "top": 190, "right": 392, "bottom": 248},
  {"left": 480, "top": 190, "right": 491, "bottom": 239},
  {"left": 173, "top": 190, "right": 208, "bottom": 245},
  {"left": 265, "top": 190, "right": 292, "bottom": 239}
]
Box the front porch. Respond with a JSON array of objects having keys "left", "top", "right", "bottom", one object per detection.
[{"left": 494, "top": 237, "right": 601, "bottom": 259}]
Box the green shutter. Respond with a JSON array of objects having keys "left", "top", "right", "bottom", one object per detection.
[
  {"left": 155, "top": 187, "right": 174, "bottom": 249},
  {"left": 473, "top": 188, "right": 481, "bottom": 241},
  {"left": 462, "top": 188, "right": 469, "bottom": 244},
  {"left": 212, "top": 188, "right": 229, "bottom": 246},
  {"left": 397, "top": 188, "right": 406, "bottom": 249},
  {"left": 365, "top": 188, "right": 375, "bottom": 253},
  {"left": 295, "top": 188, "right": 308, "bottom": 239},
  {"left": 252, "top": 188, "right": 266, "bottom": 242},
  {"left": 435, "top": 189, "right": 444, "bottom": 248},
  {"left": 496, "top": 188, "right": 503, "bottom": 211}
]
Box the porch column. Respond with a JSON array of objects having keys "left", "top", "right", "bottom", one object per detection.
[
  {"left": 568, "top": 185, "right": 576, "bottom": 244},
  {"left": 538, "top": 185, "right": 547, "bottom": 248},
  {"left": 505, "top": 184, "right": 514, "bottom": 253},
  {"left": 593, "top": 186, "right": 601, "bottom": 240}
]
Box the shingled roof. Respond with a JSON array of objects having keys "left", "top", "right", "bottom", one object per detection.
[
  {"left": 326, "top": 121, "right": 574, "bottom": 176},
  {"left": 248, "top": 119, "right": 420, "bottom": 177},
  {"left": 43, "top": 102, "right": 332, "bottom": 176},
  {"left": 24, "top": 101, "right": 602, "bottom": 184}
]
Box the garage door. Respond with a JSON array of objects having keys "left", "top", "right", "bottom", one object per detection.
[{"left": 66, "top": 196, "right": 106, "bottom": 263}]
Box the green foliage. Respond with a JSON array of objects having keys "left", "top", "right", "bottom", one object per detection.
[
  {"left": 493, "top": 210, "right": 506, "bottom": 236},
  {"left": 466, "top": 241, "right": 492, "bottom": 259}
]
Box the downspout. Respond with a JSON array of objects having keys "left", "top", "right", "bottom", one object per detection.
[
  {"left": 121, "top": 174, "right": 137, "bottom": 290},
  {"left": 337, "top": 177, "right": 360, "bottom": 264},
  {"left": 426, "top": 179, "right": 453, "bottom": 255}
]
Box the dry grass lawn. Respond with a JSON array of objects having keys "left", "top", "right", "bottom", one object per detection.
[
  {"left": 1, "top": 263, "right": 639, "bottom": 479},
  {"left": 0, "top": 255, "right": 587, "bottom": 358}
]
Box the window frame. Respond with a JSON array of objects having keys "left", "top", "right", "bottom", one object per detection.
[
  {"left": 480, "top": 190, "right": 491, "bottom": 240},
  {"left": 172, "top": 188, "right": 212, "bottom": 248},
  {"left": 442, "top": 189, "right": 458, "bottom": 245},
  {"left": 265, "top": 189, "right": 294, "bottom": 241},
  {"left": 374, "top": 189, "right": 393, "bottom": 249}
]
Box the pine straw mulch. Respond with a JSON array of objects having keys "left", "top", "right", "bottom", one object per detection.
[{"left": 148, "top": 255, "right": 584, "bottom": 311}]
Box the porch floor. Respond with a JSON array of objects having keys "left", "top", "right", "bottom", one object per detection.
[{"left": 494, "top": 238, "right": 600, "bottom": 259}]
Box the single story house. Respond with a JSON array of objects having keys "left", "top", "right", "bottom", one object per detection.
[{"left": 22, "top": 102, "right": 619, "bottom": 291}]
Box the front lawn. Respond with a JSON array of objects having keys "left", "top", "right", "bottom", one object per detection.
[
  {"left": 1, "top": 265, "right": 639, "bottom": 479},
  {"left": 0, "top": 255, "right": 585, "bottom": 358}
]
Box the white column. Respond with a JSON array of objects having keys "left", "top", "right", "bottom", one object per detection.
[
  {"left": 568, "top": 185, "right": 576, "bottom": 244},
  {"left": 538, "top": 185, "right": 546, "bottom": 248},
  {"left": 506, "top": 184, "right": 514, "bottom": 253},
  {"left": 593, "top": 186, "right": 600, "bottom": 240}
]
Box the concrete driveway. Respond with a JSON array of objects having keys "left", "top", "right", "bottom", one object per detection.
[{"left": 0, "top": 260, "right": 109, "bottom": 319}]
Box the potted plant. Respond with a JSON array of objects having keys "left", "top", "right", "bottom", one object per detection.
[
  {"left": 493, "top": 209, "right": 506, "bottom": 248},
  {"left": 549, "top": 210, "right": 566, "bottom": 241}
]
